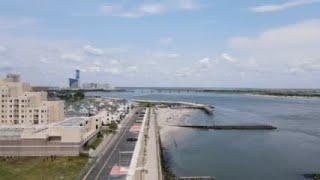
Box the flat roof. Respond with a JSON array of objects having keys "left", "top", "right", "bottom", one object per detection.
[
  {"left": 55, "top": 117, "right": 87, "bottom": 127},
  {"left": 0, "top": 129, "right": 22, "bottom": 140}
]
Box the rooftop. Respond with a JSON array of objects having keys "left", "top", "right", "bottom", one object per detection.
[{"left": 55, "top": 117, "right": 87, "bottom": 127}]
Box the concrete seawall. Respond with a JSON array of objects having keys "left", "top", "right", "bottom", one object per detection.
[
  {"left": 126, "top": 108, "right": 149, "bottom": 180},
  {"left": 126, "top": 107, "right": 163, "bottom": 180}
]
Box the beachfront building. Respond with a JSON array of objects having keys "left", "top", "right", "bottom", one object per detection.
[
  {"left": 0, "top": 74, "right": 65, "bottom": 125},
  {"left": 102, "top": 104, "right": 129, "bottom": 125},
  {"left": 0, "top": 108, "right": 105, "bottom": 156}
]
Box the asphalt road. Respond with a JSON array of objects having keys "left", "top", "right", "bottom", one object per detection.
[{"left": 84, "top": 108, "right": 143, "bottom": 180}]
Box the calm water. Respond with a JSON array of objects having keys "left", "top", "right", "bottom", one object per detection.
[{"left": 88, "top": 90, "right": 320, "bottom": 180}]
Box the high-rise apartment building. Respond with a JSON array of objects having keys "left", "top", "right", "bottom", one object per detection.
[
  {"left": 69, "top": 69, "right": 80, "bottom": 89},
  {"left": 0, "top": 74, "right": 65, "bottom": 125}
]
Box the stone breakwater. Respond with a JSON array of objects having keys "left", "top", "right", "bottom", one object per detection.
[{"left": 173, "top": 124, "right": 277, "bottom": 130}]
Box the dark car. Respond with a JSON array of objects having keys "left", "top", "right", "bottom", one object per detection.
[{"left": 126, "top": 137, "right": 138, "bottom": 142}]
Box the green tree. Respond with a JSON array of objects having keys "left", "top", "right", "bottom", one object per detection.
[
  {"left": 109, "top": 121, "right": 118, "bottom": 131},
  {"left": 73, "top": 91, "right": 85, "bottom": 101}
]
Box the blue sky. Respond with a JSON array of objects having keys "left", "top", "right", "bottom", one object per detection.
[{"left": 0, "top": 0, "right": 320, "bottom": 88}]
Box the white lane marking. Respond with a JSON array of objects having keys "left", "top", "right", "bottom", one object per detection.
[{"left": 94, "top": 113, "right": 135, "bottom": 180}]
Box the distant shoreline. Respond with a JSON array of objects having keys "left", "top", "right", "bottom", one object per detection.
[
  {"left": 121, "top": 87, "right": 320, "bottom": 98},
  {"left": 203, "top": 90, "right": 320, "bottom": 98}
]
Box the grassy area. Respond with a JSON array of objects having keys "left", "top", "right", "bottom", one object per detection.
[
  {"left": 88, "top": 137, "right": 103, "bottom": 150},
  {"left": 84, "top": 129, "right": 113, "bottom": 150},
  {"left": 0, "top": 156, "right": 88, "bottom": 180}
]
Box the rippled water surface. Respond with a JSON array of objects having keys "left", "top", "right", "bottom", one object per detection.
[{"left": 88, "top": 90, "right": 320, "bottom": 180}]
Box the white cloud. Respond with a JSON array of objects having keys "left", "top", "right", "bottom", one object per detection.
[
  {"left": 229, "top": 19, "right": 320, "bottom": 53},
  {"left": 175, "top": 57, "right": 214, "bottom": 77},
  {"left": 0, "top": 35, "right": 138, "bottom": 86},
  {"left": 0, "top": 61, "right": 13, "bottom": 72},
  {"left": 104, "top": 47, "right": 128, "bottom": 54},
  {"left": 220, "top": 53, "right": 237, "bottom": 62},
  {"left": 159, "top": 37, "right": 173, "bottom": 45},
  {"left": 166, "top": 53, "right": 181, "bottom": 58},
  {"left": 178, "top": 0, "right": 201, "bottom": 10},
  {"left": 127, "top": 66, "right": 138, "bottom": 73},
  {"left": 139, "top": 3, "right": 166, "bottom": 14},
  {"left": 104, "top": 67, "right": 121, "bottom": 75},
  {"left": 0, "top": 17, "right": 37, "bottom": 30},
  {"left": 110, "top": 59, "right": 120, "bottom": 65},
  {"left": 148, "top": 51, "right": 181, "bottom": 59},
  {"left": 288, "top": 59, "right": 320, "bottom": 73},
  {"left": 198, "top": 57, "right": 213, "bottom": 70},
  {"left": 88, "top": 66, "right": 102, "bottom": 73},
  {"left": 250, "top": 0, "right": 320, "bottom": 13},
  {"left": 175, "top": 67, "right": 193, "bottom": 77},
  {"left": 174, "top": 52, "right": 273, "bottom": 80},
  {"left": 96, "top": 0, "right": 205, "bottom": 19},
  {"left": 61, "top": 54, "right": 83, "bottom": 62},
  {"left": 39, "top": 57, "right": 50, "bottom": 64},
  {"left": 0, "top": 46, "right": 7, "bottom": 54},
  {"left": 99, "top": 5, "right": 119, "bottom": 14},
  {"left": 228, "top": 18, "right": 320, "bottom": 84},
  {"left": 83, "top": 45, "right": 104, "bottom": 56}
]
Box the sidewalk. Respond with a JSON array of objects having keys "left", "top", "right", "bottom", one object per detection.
[{"left": 144, "top": 108, "right": 162, "bottom": 180}]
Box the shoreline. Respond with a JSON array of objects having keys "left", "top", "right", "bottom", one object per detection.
[{"left": 155, "top": 107, "right": 195, "bottom": 179}]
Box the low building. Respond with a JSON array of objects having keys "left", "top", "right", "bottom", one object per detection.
[{"left": 0, "top": 111, "right": 104, "bottom": 156}]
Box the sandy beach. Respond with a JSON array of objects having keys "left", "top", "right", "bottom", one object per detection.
[
  {"left": 156, "top": 108, "right": 194, "bottom": 127},
  {"left": 155, "top": 107, "right": 196, "bottom": 144}
]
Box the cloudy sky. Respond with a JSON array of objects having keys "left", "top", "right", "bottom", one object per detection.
[{"left": 0, "top": 0, "right": 320, "bottom": 88}]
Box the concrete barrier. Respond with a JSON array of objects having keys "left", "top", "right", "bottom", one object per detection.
[{"left": 126, "top": 108, "right": 149, "bottom": 180}]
